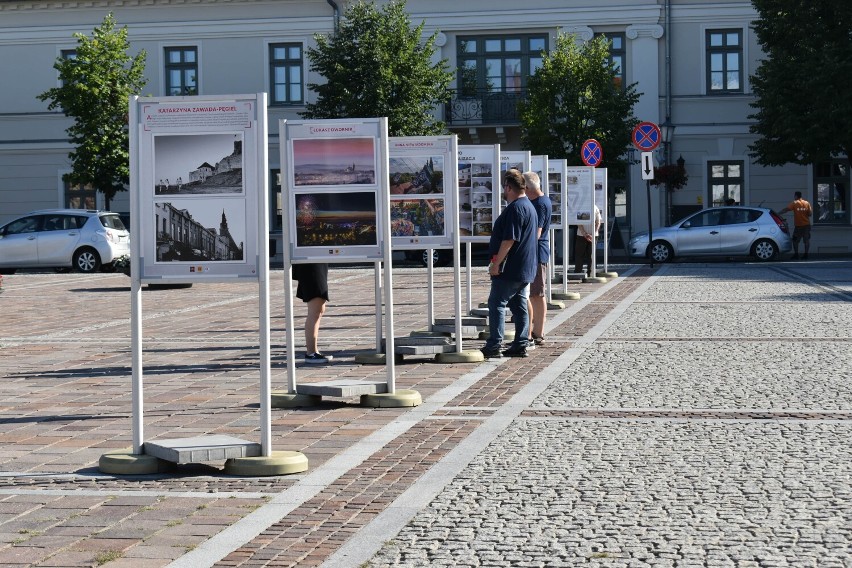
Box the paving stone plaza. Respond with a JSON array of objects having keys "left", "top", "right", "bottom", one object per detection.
[{"left": 1, "top": 260, "right": 850, "bottom": 567}]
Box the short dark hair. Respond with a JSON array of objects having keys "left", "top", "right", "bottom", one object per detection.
[
  {"left": 502, "top": 168, "right": 525, "bottom": 193},
  {"left": 794, "top": 191, "right": 803, "bottom": 199}
]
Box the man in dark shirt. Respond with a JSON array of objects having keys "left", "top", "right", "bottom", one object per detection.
[{"left": 481, "top": 168, "right": 539, "bottom": 358}]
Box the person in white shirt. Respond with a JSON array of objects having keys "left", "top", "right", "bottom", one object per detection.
[{"left": 574, "top": 205, "right": 601, "bottom": 276}]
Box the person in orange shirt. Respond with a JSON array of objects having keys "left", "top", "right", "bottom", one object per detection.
[{"left": 778, "top": 191, "right": 812, "bottom": 260}]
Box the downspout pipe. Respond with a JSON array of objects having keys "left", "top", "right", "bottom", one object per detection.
[
  {"left": 664, "top": 0, "right": 673, "bottom": 224},
  {"left": 327, "top": 0, "right": 340, "bottom": 35}
]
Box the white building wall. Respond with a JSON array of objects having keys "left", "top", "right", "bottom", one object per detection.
[{"left": 0, "top": 0, "right": 848, "bottom": 253}]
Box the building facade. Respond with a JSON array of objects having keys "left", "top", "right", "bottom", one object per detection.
[{"left": 1, "top": 0, "right": 849, "bottom": 256}]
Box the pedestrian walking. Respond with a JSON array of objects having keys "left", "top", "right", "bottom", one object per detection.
[{"left": 480, "top": 169, "right": 538, "bottom": 359}]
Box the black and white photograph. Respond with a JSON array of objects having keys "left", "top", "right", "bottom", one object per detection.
[
  {"left": 389, "top": 156, "right": 444, "bottom": 195},
  {"left": 459, "top": 212, "right": 473, "bottom": 236},
  {"left": 154, "top": 199, "right": 245, "bottom": 262},
  {"left": 294, "top": 191, "right": 377, "bottom": 247},
  {"left": 390, "top": 198, "right": 445, "bottom": 237},
  {"left": 292, "top": 137, "right": 376, "bottom": 186},
  {"left": 471, "top": 191, "right": 492, "bottom": 208},
  {"left": 548, "top": 172, "right": 562, "bottom": 225},
  {"left": 458, "top": 163, "right": 472, "bottom": 188},
  {"left": 154, "top": 133, "right": 244, "bottom": 195}
]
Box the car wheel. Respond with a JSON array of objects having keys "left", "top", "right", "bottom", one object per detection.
[
  {"left": 752, "top": 239, "right": 778, "bottom": 261},
  {"left": 73, "top": 248, "right": 101, "bottom": 273},
  {"left": 420, "top": 249, "right": 452, "bottom": 267},
  {"left": 648, "top": 240, "right": 673, "bottom": 263},
  {"left": 0, "top": 268, "right": 17, "bottom": 275}
]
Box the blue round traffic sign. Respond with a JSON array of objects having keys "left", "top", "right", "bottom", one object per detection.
[
  {"left": 581, "top": 139, "right": 603, "bottom": 167},
  {"left": 632, "top": 121, "right": 661, "bottom": 151}
]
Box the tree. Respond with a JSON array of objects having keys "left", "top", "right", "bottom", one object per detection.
[
  {"left": 518, "top": 33, "right": 641, "bottom": 179},
  {"left": 38, "top": 14, "right": 147, "bottom": 209},
  {"left": 302, "top": 0, "right": 452, "bottom": 136},
  {"left": 749, "top": 0, "right": 852, "bottom": 166}
]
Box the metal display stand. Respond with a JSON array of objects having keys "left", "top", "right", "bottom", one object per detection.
[
  {"left": 382, "top": 136, "right": 478, "bottom": 363},
  {"left": 100, "top": 94, "right": 307, "bottom": 477},
  {"left": 458, "top": 144, "right": 502, "bottom": 321},
  {"left": 275, "top": 118, "right": 419, "bottom": 408}
]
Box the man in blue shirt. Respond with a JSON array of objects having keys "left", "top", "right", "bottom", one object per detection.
[{"left": 481, "top": 168, "right": 538, "bottom": 358}]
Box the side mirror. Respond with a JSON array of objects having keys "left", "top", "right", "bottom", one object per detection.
[{"left": 681, "top": 221, "right": 691, "bottom": 229}]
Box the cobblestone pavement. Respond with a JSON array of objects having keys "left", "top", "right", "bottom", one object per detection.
[{"left": 1, "top": 261, "right": 850, "bottom": 567}]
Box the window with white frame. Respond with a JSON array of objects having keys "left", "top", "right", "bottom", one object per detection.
[
  {"left": 708, "top": 161, "right": 743, "bottom": 206},
  {"left": 706, "top": 29, "right": 742, "bottom": 94},
  {"left": 596, "top": 32, "right": 626, "bottom": 89},
  {"left": 164, "top": 47, "right": 198, "bottom": 96},
  {"left": 814, "top": 161, "right": 849, "bottom": 224},
  {"left": 269, "top": 43, "right": 303, "bottom": 105},
  {"left": 64, "top": 181, "right": 97, "bottom": 210},
  {"left": 457, "top": 35, "right": 547, "bottom": 96}
]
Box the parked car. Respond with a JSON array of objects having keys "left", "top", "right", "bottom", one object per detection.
[
  {"left": 0, "top": 209, "right": 130, "bottom": 274},
  {"left": 403, "top": 243, "right": 491, "bottom": 267},
  {"left": 628, "top": 206, "right": 792, "bottom": 263}
]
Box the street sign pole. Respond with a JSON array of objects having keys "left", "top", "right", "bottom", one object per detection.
[{"left": 646, "top": 180, "right": 654, "bottom": 269}]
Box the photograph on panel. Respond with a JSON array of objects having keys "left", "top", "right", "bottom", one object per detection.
[
  {"left": 549, "top": 172, "right": 562, "bottom": 225},
  {"left": 154, "top": 199, "right": 245, "bottom": 262},
  {"left": 390, "top": 198, "right": 445, "bottom": 237},
  {"left": 292, "top": 137, "right": 376, "bottom": 186},
  {"left": 389, "top": 155, "right": 444, "bottom": 195},
  {"left": 154, "top": 133, "right": 244, "bottom": 195},
  {"left": 294, "top": 191, "right": 378, "bottom": 247}
]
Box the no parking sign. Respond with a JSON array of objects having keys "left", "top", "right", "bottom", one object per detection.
[{"left": 581, "top": 139, "right": 603, "bottom": 167}]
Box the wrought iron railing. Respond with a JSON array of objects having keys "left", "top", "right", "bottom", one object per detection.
[{"left": 444, "top": 88, "right": 528, "bottom": 126}]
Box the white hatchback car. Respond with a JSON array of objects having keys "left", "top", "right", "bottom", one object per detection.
[
  {"left": 0, "top": 209, "right": 130, "bottom": 273},
  {"left": 628, "top": 206, "right": 793, "bottom": 263}
]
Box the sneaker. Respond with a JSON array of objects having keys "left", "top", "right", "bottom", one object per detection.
[
  {"left": 531, "top": 333, "right": 545, "bottom": 346},
  {"left": 304, "top": 352, "right": 332, "bottom": 364},
  {"left": 480, "top": 346, "right": 503, "bottom": 359},
  {"left": 502, "top": 344, "right": 528, "bottom": 358}
]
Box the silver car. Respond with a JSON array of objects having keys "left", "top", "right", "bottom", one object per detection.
[
  {"left": 0, "top": 209, "right": 130, "bottom": 273},
  {"left": 628, "top": 206, "right": 792, "bottom": 263}
]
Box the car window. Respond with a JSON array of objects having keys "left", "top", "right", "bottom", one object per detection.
[
  {"left": 99, "top": 214, "right": 127, "bottom": 231},
  {"left": 685, "top": 210, "right": 722, "bottom": 227},
  {"left": 4, "top": 216, "right": 41, "bottom": 235},
  {"left": 721, "top": 209, "right": 754, "bottom": 225}
]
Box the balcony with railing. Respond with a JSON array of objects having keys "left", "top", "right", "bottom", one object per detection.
[{"left": 444, "top": 88, "right": 528, "bottom": 127}]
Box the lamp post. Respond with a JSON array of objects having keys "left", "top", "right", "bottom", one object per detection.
[{"left": 660, "top": 119, "right": 675, "bottom": 224}]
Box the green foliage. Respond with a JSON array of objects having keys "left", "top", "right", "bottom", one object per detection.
[
  {"left": 302, "top": 0, "right": 452, "bottom": 136},
  {"left": 37, "top": 14, "right": 147, "bottom": 208},
  {"left": 518, "top": 34, "right": 641, "bottom": 178},
  {"left": 749, "top": 0, "right": 852, "bottom": 166}
]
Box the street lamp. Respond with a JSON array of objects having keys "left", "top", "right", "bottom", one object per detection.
[{"left": 660, "top": 119, "right": 675, "bottom": 224}]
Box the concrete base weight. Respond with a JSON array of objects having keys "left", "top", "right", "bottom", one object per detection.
[
  {"left": 552, "top": 291, "right": 581, "bottom": 301},
  {"left": 598, "top": 271, "right": 619, "bottom": 278},
  {"left": 223, "top": 451, "right": 308, "bottom": 476},
  {"left": 435, "top": 350, "right": 485, "bottom": 364},
  {"left": 99, "top": 449, "right": 172, "bottom": 475},
  {"left": 478, "top": 329, "right": 515, "bottom": 341},
  {"left": 354, "top": 352, "right": 404, "bottom": 365},
  {"left": 547, "top": 300, "right": 565, "bottom": 310},
  {"left": 360, "top": 389, "right": 422, "bottom": 408},
  {"left": 271, "top": 391, "right": 322, "bottom": 408},
  {"left": 583, "top": 276, "right": 608, "bottom": 284}
]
